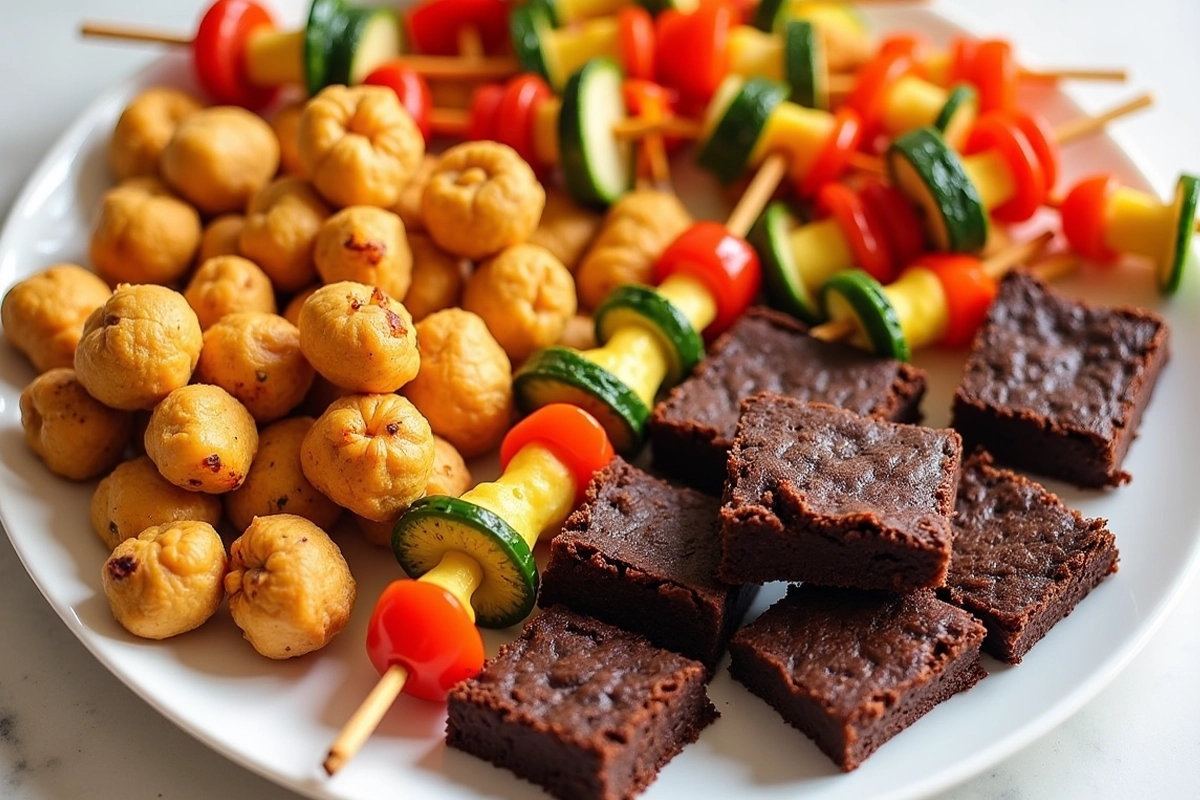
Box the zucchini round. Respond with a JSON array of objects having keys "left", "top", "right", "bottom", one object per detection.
[
  {"left": 638, "top": 0, "right": 700, "bottom": 13},
  {"left": 559, "top": 58, "right": 634, "bottom": 208},
  {"left": 752, "top": 0, "right": 786, "bottom": 31},
  {"left": 752, "top": 201, "right": 823, "bottom": 323},
  {"left": 513, "top": 347, "right": 649, "bottom": 455},
  {"left": 509, "top": 4, "right": 554, "bottom": 84},
  {"left": 696, "top": 77, "right": 788, "bottom": 184},
  {"left": 819, "top": 269, "right": 910, "bottom": 361},
  {"left": 327, "top": 5, "right": 401, "bottom": 86},
  {"left": 932, "top": 83, "right": 979, "bottom": 150},
  {"left": 783, "top": 20, "right": 828, "bottom": 109},
  {"left": 304, "top": 0, "right": 345, "bottom": 97},
  {"left": 886, "top": 126, "right": 988, "bottom": 254},
  {"left": 593, "top": 285, "right": 704, "bottom": 386},
  {"left": 392, "top": 496, "right": 538, "bottom": 629},
  {"left": 1162, "top": 173, "right": 1200, "bottom": 295}
]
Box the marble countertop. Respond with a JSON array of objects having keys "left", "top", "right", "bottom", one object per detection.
[{"left": 2, "top": 1, "right": 1199, "bottom": 798}]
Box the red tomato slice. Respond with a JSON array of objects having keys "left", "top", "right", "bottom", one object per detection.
[
  {"left": 362, "top": 62, "right": 433, "bottom": 143},
  {"left": 193, "top": 0, "right": 278, "bottom": 110},
  {"left": 654, "top": 222, "right": 760, "bottom": 338},
  {"left": 500, "top": 404, "right": 615, "bottom": 505}
]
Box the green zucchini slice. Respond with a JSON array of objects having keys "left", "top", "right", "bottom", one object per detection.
[
  {"left": 593, "top": 285, "right": 705, "bottom": 386},
  {"left": 696, "top": 77, "right": 788, "bottom": 184},
  {"left": 509, "top": 4, "right": 554, "bottom": 84},
  {"left": 753, "top": 0, "right": 787, "bottom": 31},
  {"left": 752, "top": 202, "right": 823, "bottom": 324},
  {"left": 559, "top": 58, "right": 634, "bottom": 208},
  {"left": 392, "top": 496, "right": 538, "bottom": 629},
  {"left": 819, "top": 269, "right": 910, "bottom": 361},
  {"left": 932, "top": 83, "right": 979, "bottom": 150},
  {"left": 328, "top": 5, "right": 402, "bottom": 86},
  {"left": 513, "top": 346, "right": 649, "bottom": 456},
  {"left": 783, "top": 20, "right": 828, "bottom": 109},
  {"left": 1162, "top": 173, "right": 1200, "bottom": 295},
  {"left": 304, "top": 0, "right": 345, "bottom": 97},
  {"left": 886, "top": 126, "right": 988, "bottom": 254}
]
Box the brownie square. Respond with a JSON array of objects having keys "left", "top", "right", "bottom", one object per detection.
[
  {"left": 940, "top": 449, "right": 1119, "bottom": 663},
  {"left": 446, "top": 607, "right": 718, "bottom": 800},
  {"left": 719, "top": 393, "right": 961, "bottom": 591},
  {"left": 727, "top": 584, "right": 987, "bottom": 772},
  {"left": 648, "top": 306, "right": 927, "bottom": 494},
  {"left": 951, "top": 270, "right": 1169, "bottom": 487},
  {"left": 540, "top": 457, "right": 758, "bottom": 673}
]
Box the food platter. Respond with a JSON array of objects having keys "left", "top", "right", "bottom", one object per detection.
[{"left": 2, "top": 3, "right": 1200, "bottom": 800}]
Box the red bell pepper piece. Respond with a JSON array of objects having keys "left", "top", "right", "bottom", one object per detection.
[{"left": 193, "top": 0, "right": 278, "bottom": 110}]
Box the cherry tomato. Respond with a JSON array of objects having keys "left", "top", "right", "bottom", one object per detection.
[
  {"left": 467, "top": 83, "right": 505, "bottom": 142},
  {"left": 362, "top": 62, "right": 433, "bottom": 143},
  {"left": 617, "top": 7, "right": 656, "bottom": 82},
  {"left": 366, "top": 580, "right": 485, "bottom": 703},
  {"left": 654, "top": 3, "right": 734, "bottom": 107},
  {"left": 193, "top": 0, "right": 278, "bottom": 110},
  {"left": 500, "top": 404, "right": 615, "bottom": 505},
  {"left": 818, "top": 183, "right": 895, "bottom": 283},
  {"left": 919, "top": 254, "right": 998, "bottom": 348},
  {"left": 406, "top": 0, "right": 511, "bottom": 56},
  {"left": 1060, "top": 173, "right": 1121, "bottom": 263},
  {"left": 973, "top": 39, "right": 1018, "bottom": 113},
  {"left": 494, "top": 74, "right": 553, "bottom": 169},
  {"left": 654, "top": 222, "right": 761, "bottom": 338}
]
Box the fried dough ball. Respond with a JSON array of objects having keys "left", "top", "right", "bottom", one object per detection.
[
  {"left": 271, "top": 100, "right": 306, "bottom": 176},
  {"left": 194, "top": 312, "right": 314, "bottom": 423},
  {"left": 91, "top": 456, "right": 223, "bottom": 551},
  {"left": 102, "top": 520, "right": 228, "bottom": 640},
  {"left": 161, "top": 106, "right": 280, "bottom": 215},
  {"left": 239, "top": 176, "right": 331, "bottom": 292},
  {"left": 2, "top": 264, "right": 111, "bottom": 373},
  {"left": 297, "top": 281, "right": 419, "bottom": 393},
  {"left": 298, "top": 373, "right": 354, "bottom": 419},
  {"left": 183, "top": 255, "right": 277, "bottom": 330},
  {"left": 19, "top": 368, "right": 133, "bottom": 480},
  {"left": 75, "top": 283, "right": 203, "bottom": 410},
  {"left": 403, "top": 233, "right": 464, "bottom": 321},
  {"left": 557, "top": 313, "right": 597, "bottom": 351},
  {"left": 401, "top": 308, "right": 512, "bottom": 459},
  {"left": 282, "top": 285, "right": 318, "bottom": 326},
  {"left": 391, "top": 153, "right": 436, "bottom": 232},
  {"left": 144, "top": 383, "right": 259, "bottom": 493},
  {"left": 462, "top": 243, "right": 576, "bottom": 363},
  {"left": 314, "top": 206, "right": 412, "bottom": 301},
  {"left": 354, "top": 435, "right": 470, "bottom": 547},
  {"left": 107, "top": 87, "right": 203, "bottom": 181},
  {"left": 575, "top": 189, "right": 691, "bottom": 309},
  {"left": 299, "top": 84, "right": 424, "bottom": 209},
  {"left": 89, "top": 177, "right": 202, "bottom": 287},
  {"left": 197, "top": 213, "right": 245, "bottom": 263},
  {"left": 528, "top": 188, "right": 603, "bottom": 271},
  {"left": 225, "top": 416, "right": 342, "bottom": 534},
  {"left": 302, "top": 393, "right": 434, "bottom": 521},
  {"left": 226, "top": 514, "right": 356, "bottom": 659},
  {"left": 421, "top": 141, "right": 544, "bottom": 260}
]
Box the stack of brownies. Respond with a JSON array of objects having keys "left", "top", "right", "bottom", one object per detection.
[{"left": 444, "top": 272, "right": 1168, "bottom": 798}]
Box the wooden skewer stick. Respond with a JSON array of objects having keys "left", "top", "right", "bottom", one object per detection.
[
  {"left": 322, "top": 664, "right": 410, "bottom": 777},
  {"left": 727, "top": 154, "right": 790, "bottom": 239},
  {"left": 80, "top": 21, "right": 191, "bottom": 46},
  {"left": 1019, "top": 66, "right": 1128, "bottom": 83},
  {"left": 1054, "top": 92, "right": 1154, "bottom": 145}
]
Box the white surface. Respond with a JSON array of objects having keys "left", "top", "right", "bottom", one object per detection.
[{"left": 1, "top": 1, "right": 1199, "bottom": 799}]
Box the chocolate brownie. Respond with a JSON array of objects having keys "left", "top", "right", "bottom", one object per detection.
[
  {"left": 727, "top": 584, "right": 987, "bottom": 772},
  {"left": 648, "top": 307, "right": 927, "bottom": 494},
  {"left": 951, "top": 270, "right": 1169, "bottom": 487},
  {"left": 719, "top": 393, "right": 961, "bottom": 591},
  {"left": 940, "top": 449, "right": 1119, "bottom": 663},
  {"left": 446, "top": 606, "right": 718, "bottom": 800},
  {"left": 540, "top": 457, "right": 757, "bottom": 672}
]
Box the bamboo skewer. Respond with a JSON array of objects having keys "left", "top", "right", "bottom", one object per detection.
[
  {"left": 825, "top": 67, "right": 1128, "bottom": 96},
  {"left": 727, "top": 154, "right": 790, "bottom": 238},
  {"left": 1054, "top": 93, "right": 1154, "bottom": 145},
  {"left": 323, "top": 664, "right": 410, "bottom": 777}
]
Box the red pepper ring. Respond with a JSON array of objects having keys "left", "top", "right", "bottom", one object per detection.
[
  {"left": 467, "top": 83, "right": 505, "bottom": 142},
  {"left": 973, "top": 39, "right": 1019, "bottom": 113},
  {"left": 947, "top": 36, "right": 978, "bottom": 86},
  {"left": 917, "top": 254, "right": 998, "bottom": 348},
  {"left": 859, "top": 179, "right": 927, "bottom": 268},
  {"left": 965, "top": 112, "right": 1046, "bottom": 224},
  {"left": 406, "top": 0, "right": 511, "bottom": 56},
  {"left": 879, "top": 32, "right": 924, "bottom": 61},
  {"left": 494, "top": 74, "right": 553, "bottom": 169},
  {"left": 365, "top": 580, "right": 485, "bottom": 702},
  {"left": 1011, "top": 110, "right": 1060, "bottom": 193},
  {"left": 654, "top": 3, "right": 734, "bottom": 106},
  {"left": 653, "top": 222, "right": 761, "bottom": 339},
  {"left": 845, "top": 47, "right": 914, "bottom": 134},
  {"left": 500, "top": 404, "right": 615, "bottom": 506},
  {"left": 797, "top": 107, "right": 863, "bottom": 197},
  {"left": 617, "top": 7, "right": 656, "bottom": 83},
  {"left": 817, "top": 183, "right": 894, "bottom": 283},
  {"left": 193, "top": 0, "right": 278, "bottom": 110},
  {"left": 1059, "top": 173, "right": 1121, "bottom": 263}
]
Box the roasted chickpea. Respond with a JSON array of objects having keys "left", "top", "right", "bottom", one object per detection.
[
  {"left": 297, "top": 281, "right": 419, "bottom": 393},
  {"left": 144, "top": 383, "right": 259, "bottom": 493},
  {"left": 89, "top": 177, "right": 202, "bottom": 287},
  {"left": 194, "top": 312, "right": 314, "bottom": 423},
  {"left": 403, "top": 233, "right": 464, "bottom": 321},
  {"left": 557, "top": 313, "right": 597, "bottom": 351},
  {"left": 225, "top": 416, "right": 342, "bottom": 534},
  {"left": 282, "top": 284, "right": 318, "bottom": 327},
  {"left": 401, "top": 308, "right": 512, "bottom": 459},
  {"left": 298, "top": 373, "right": 354, "bottom": 419},
  {"left": 75, "top": 283, "right": 203, "bottom": 410},
  {"left": 391, "top": 153, "right": 436, "bottom": 233},
  {"left": 102, "top": 520, "right": 228, "bottom": 640},
  {"left": 161, "top": 106, "right": 280, "bottom": 215},
  {"left": 421, "top": 141, "right": 544, "bottom": 260},
  {"left": 197, "top": 213, "right": 245, "bottom": 263},
  {"left": 299, "top": 84, "right": 424, "bottom": 209},
  {"left": 183, "top": 255, "right": 277, "bottom": 330},
  {"left": 270, "top": 99, "right": 306, "bottom": 177},
  {"left": 354, "top": 434, "right": 470, "bottom": 547},
  {"left": 301, "top": 393, "right": 434, "bottom": 521},
  {"left": 226, "top": 514, "right": 356, "bottom": 659},
  {"left": 313, "top": 206, "right": 412, "bottom": 301},
  {"left": 91, "top": 456, "right": 223, "bottom": 550},
  {"left": 575, "top": 189, "right": 691, "bottom": 309},
  {"left": 239, "top": 176, "right": 331, "bottom": 292},
  {"left": 2, "top": 264, "right": 111, "bottom": 373},
  {"left": 462, "top": 243, "right": 576, "bottom": 363},
  {"left": 528, "top": 187, "right": 603, "bottom": 271},
  {"left": 107, "top": 87, "right": 203, "bottom": 181},
  {"left": 20, "top": 368, "right": 133, "bottom": 480}
]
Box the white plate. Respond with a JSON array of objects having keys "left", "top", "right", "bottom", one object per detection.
[{"left": 2, "top": 5, "right": 1199, "bottom": 800}]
